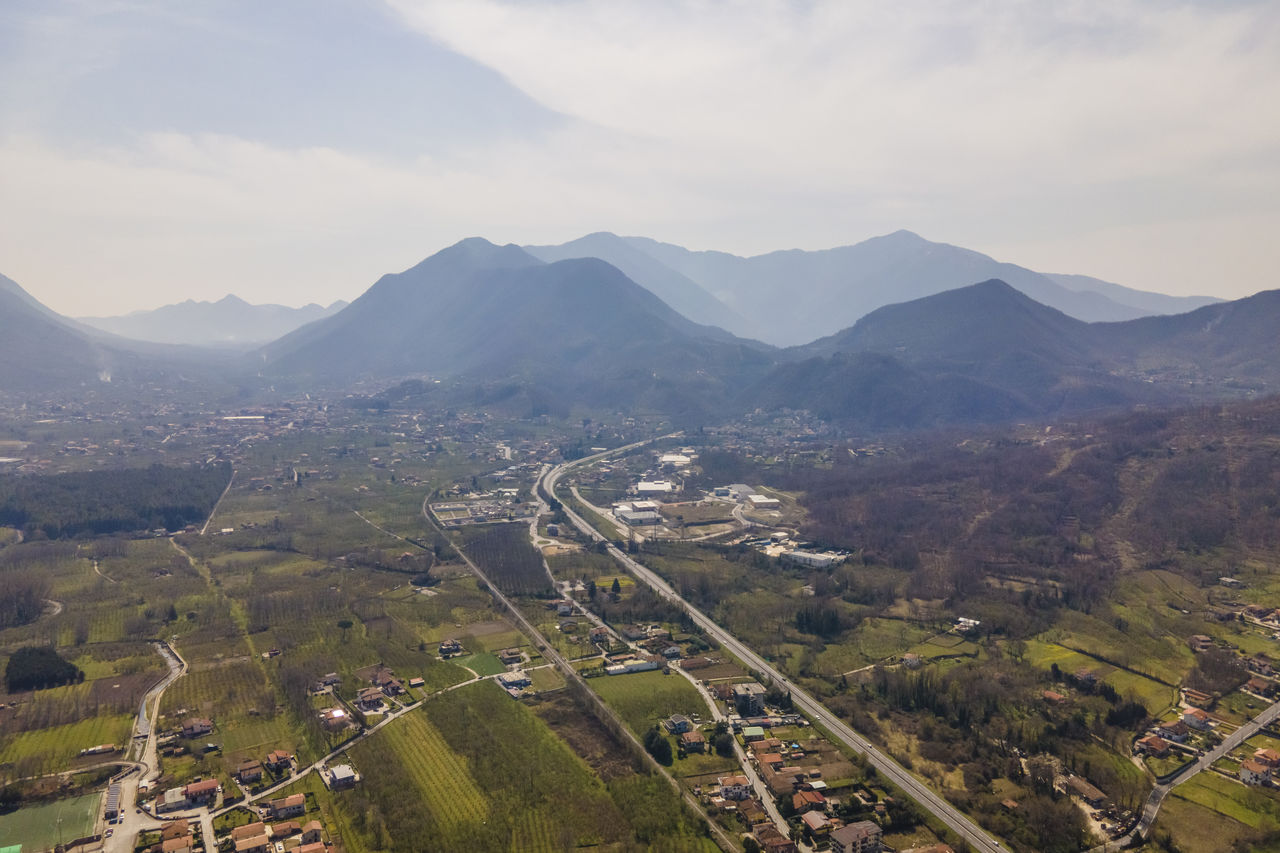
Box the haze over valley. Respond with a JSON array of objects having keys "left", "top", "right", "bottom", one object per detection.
[{"left": 2, "top": 3, "right": 1279, "bottom": 853}]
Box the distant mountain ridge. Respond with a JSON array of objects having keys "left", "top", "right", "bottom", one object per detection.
[
  {"left": 748, "top": 279, "right": 1277, "bottom": 427},
  {"left": 0, "top": 273, "right": 235, "bottom": 391},
  {"left": 527, "top": 230, "right": 1221, "bottom": 345},
  {"left": 5, "top": 237, "right": 1272, "bottom": 436},
  {"left": 80, "top": 294, "right": 348, "bottom": 348},
  {"left": 259, "top": 238, "right": 774, "bottom": 420}
]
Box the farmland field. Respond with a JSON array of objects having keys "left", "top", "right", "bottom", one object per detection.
[
  {"left": 1158, "top": 789, "right": 1257, "bottom": 853},
  {"left": 1170, "top": 771, "right": 1280, "bottom": 828},
  {"left": 339, "top": 681, "right": 625, "bottom": 851},
  {"left": 365, "top": 708, "right": 488, "bottom": 832},
  {"left": 0, "top": 713, "right": 134, "bottom": 774}
]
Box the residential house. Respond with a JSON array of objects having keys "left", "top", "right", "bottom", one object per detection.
[
  {"left": 1241, "top": 759, "right": 1272, "bottom": 786},
  {"left": 184, "top": 779, "right": 219, "bottom": 805},
  {"left": 371, "top": 667, "right": 404, "bottom": 696},
  {"left": 1183, "top": 688, "right": 1214, "bottom": 708},
  {"left": 265, "top": 750, "right": 293, "bottom": 772},
  {"left": 269, "top": 820, "right": 300, "bottom": 838},
  {"left": 269, "top": 793, "right": 306, "bottom": 819},
  {"left": 319, "top": 707, "right": 349, "bottom": 730},
  {"left": 750, "top": 738, "right": 784, "bottom": 756},
  {"left": 1248, "top": 676, "right": 1277, "bottom": 697},
  {"left": 680, "top": 730, "right": 706, "bottom": 752},
  {"left": 497, "top": 671, "right": 532, "bottom": 689},
  {"left": 1254, "top": 748, "right": 1280, "bottom": 769},
  {"left": 233, "top": 834, "right": 270, "bottom": 853},
  {"left": 831, "top": 820, "right": 883, "bottom": 853},
  {"left": 1249, "top": 655, "right": 1276, "bottom": 676},
  {"left": 752, "top": 824, "right": 799, "bottom": 853},
  {"left": 1183, "top": 708, "right": 1214, "bottom": 730},
  {"left": 717, "top": 775, "right": 752, "bottom": 800},
  {"left": 230, "top": 824, "right": 268, "bottom": 843},
  {"left": 161, "top": 838, "right": 194, "bottom": 853},
  {"left": 756, "top": 753, "right": 785, "bottom": 772},
  {"left": 1244, "top": 604, "right": 1274, "bottom": 621},
  {"left": 161, "top": 820, "right": 190, "bottom": 842},
  {"left": 901, "top": 652, "right": 922, "bottom": 669},
  {"left": 1136, "top": 735, "right": 1170, "bottom": 757},
  {"left": 1156, "top": 720, "right": 1190, "bottom": 742},
  {"left": 800, "top": 810, "right": 834, "bottom": 836},
  {"left": 181, "top": 717, "right": 213, "bottom": 738},
  {"left": 301, "top": 820, "right": 324, "bottom": 844},
  {"left": 742, "top": 725, "right": 766, "bottom": 743},
  {"left": 792, "top": 789, "right": 827, "bottom": 813},
  {"left": 312, "top": 673, "right": 340, "bottom": 693},
  {"left": 1188, "top": 634, "right": 1213, "bottom": 653},
  {"left": 665, "top": 714, "right": 693, "bottom": 734},
  {"left": 497, "top": 648, "right": 523, "bottom": 665},
  {"left": 761, "top": 765, "right": 807, "bottom": 797},
  {"left": 297, "top": 844, "right": 327, "bottom": 853},
  {"left": 155, "top": 787, "right": 190, "bottom": 814},
  {"left": 407, "top": 676, "right": 425, "bottom": 689},
  {"left": 232, "top": 819, "right": 272, "bottom": 850},
  {"left": 237, "top": 759, "right": 264, "bottom": 783},
  {"left": 328, "top": 764, "right": 357, "bottom": 790},
  {"left": 356, "top": 687, "right": 385, "bottom": 711},
  {"left": 439, "top": 639, "right": 463, "bottom": 657}
]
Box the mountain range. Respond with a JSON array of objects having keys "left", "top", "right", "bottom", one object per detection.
[
  {"left": 80, "top": 294, "right": 348, "bottom": 348},
  {"left": 2, "top": 236, "right": 1272, "bottom": 432},
  {"left": 529, "top": 230, "right": 1220, "bottom": 345}
]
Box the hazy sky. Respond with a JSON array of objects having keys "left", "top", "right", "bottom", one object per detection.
[{"left": 2, "top": 0, "right": 1277, "bottom": 315}]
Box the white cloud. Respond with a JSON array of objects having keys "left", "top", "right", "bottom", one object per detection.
[{"left": 388, "top": 1, "right": 1280, "bottom": 188}]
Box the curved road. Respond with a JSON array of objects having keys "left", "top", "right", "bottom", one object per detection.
[{"left": 542, "top": 456, "right": 1008, "bottom": 853}]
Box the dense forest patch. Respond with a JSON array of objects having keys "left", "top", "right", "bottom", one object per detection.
[
  {"left": 5, "top": 646, "right": 83, "bottom": 692},
  {"left": 0, "top": 462, "right": 231, "bottom": 538}
]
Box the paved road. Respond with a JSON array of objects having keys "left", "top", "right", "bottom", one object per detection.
[
  {"left": 1087, "top": 696, "right": 1280, "bottom": 851},
  {"left": 103, "top": 642, "right": 187, "bottom": 853},
  {"left": 542, "top": 457, "right": 1009, "bottom": 853},
  {"left": 200, "top": 468, "right": 236, "bottom": 535},
  {"left": 671, "top": 665, "right": 805, "bottom": 849}
]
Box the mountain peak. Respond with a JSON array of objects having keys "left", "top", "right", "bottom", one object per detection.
[{"left": 411, "top": 237, "right": 542, "bottom": 274}]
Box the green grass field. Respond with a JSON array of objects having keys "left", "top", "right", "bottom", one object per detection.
[
  {"left": 1156, "top": 795, "right": 1244, "bottom": 853},
  {"left": 0, "top": 793, "right": 102, "bottom": 850},
  {"left": 451, "top": 652, "right": 507, "bottom": 677},
  {"left": 590, "top": 670, "right": 708, "bottom": 734},
  {"left": 1171, "top": 771, "right": 1280, "bottom": 829},
  {"left": 0, "top": 714, "right": 134, "bottom": 774}
]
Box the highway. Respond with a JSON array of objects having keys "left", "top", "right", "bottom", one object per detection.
[
  {"left": 422, "top": 488, "right": 737, "bottom": 853},
  {"left": 541, "top": 456, "right": 1008, "bottom": 853}
]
